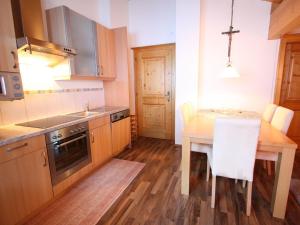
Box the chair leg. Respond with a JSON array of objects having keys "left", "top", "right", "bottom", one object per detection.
[
  {"left": 242, "top": 180, "right": 246, "bottom": 188},
  {"left": 211, "top": 176, "right": 216, "bottom": 208},
  {"left": 267, "top": 161, "right": 272, "bottom": 175},
  {"left": 235, "top": 179, "right": 238, "bottom": 184},
  {"left": 263, "top": 160, "right": 267, "bottom": 169},
  {"left": 206, "top": 160, "right": 210, "bottom": 182},
  {"left": 246, "top": 181, "right": 253, "bottom": 216}
]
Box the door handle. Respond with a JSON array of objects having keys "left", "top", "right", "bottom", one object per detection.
[
  {"left": 91, "top": 132, "right": 95, "bottom": 143},
  {"left": 11, "top": 51, "right": 18, "bottom": 69},
  {"left": 42, "top": 151, "right": 47, "bottom": 167},
  {"left": 165, "top": 91, "right": 170, "bottom": 102}
]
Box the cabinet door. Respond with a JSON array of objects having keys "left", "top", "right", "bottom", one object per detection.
[
  {"left": 90, "top": 124, "right": 113, "bottom": 167},
  {"left": 0, "top": 159, "right": 26, "bottom": 225},
  {"left": 112, "top": 117, "right": 131, "bottom": 155},
  {"left": 67, "top": 8, "right": 98, "bottom": 76},
  {"left": 18, "top": 148, "right": 53, "bottom": 214},
  {"left": 97, "top": 24, "right": 116, "bottom": 80},
  {"left": 0, "top": 0, "right": 19, "bottom": 72}
]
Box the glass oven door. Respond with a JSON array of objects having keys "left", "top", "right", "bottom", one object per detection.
[{"left": 47, "top": 131, "right": 91, "bottom": 185}]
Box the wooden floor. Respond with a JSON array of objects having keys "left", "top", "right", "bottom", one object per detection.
[{"left": 98, "top": 137, "right": 300, "bottom": 225}]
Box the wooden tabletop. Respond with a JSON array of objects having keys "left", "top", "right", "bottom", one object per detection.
[{"left": 183, "top": 111, "right": 297, "bottom": 150}]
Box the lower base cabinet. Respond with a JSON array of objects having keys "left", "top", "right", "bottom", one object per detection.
[
  {"left": 89, "top": 116, "right": 113, "bottom": 168},
  {"left": 0, "top": 140, "right": 53, "bottom": 225},
  {"left": 112, "top": 117, "right": 131, "bottom": 156}
]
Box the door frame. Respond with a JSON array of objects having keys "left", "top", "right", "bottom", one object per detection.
[
  {"left": 133, "top": 43, "right": 176, "bottom": 140},
  {"left": 274, "top": 34, "right": 300, "bottom": 104}
]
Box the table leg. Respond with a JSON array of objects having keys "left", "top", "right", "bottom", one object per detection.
[
  {"left": 271, "top": 148, "right": 296, "bottom": 219},
  {"left": 181, "top": 136, "right": 191, "bottom": 195}
]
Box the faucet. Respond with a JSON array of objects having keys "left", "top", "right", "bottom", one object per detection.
[{"left": 85, "top": 102, "right": 90, "bottom": 112}]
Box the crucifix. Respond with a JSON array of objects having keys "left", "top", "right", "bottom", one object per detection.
[{"left": 221, "top": 0, "right": 240, "bottom": 65}]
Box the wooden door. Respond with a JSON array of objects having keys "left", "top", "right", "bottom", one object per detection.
[
  {"left": 134, "top": 44, "right": 175, "bottom": 139},
  {"left": 18, "top": 148, "right": 53, "bottom": 214},
  {"left": 0, "top": 0, "right": 19, "bottom": 72},
  {"left": 90, "top": 124, "right": 113, "bottom": 167},
  {"left": 96, "top": 24, "right": 116, "bottom": 80},
  {"left": 112, "top": 117, "right": 131, "bottom": 156},
  {"left": 275, "top": 35, "right": 300, "bottom": 147}
]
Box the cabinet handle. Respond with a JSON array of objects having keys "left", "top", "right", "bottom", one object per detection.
[
  {"left": 11, "top": 51, "right": 18, "bottom": 69},
  {"left": 91, "top": 132, "right": 95, "bottom": 143},
  {"left": 6, "top": 143, "right": 28, "bottom": 152},
  {"left": 42, "top": 151, "right": 47, "bottom": 167},
  {"left": 97, "top": 65, "right": 100, "bottom": 76},
  {"left": 100, "top": 65, "right": 104, "bottom": 76}
]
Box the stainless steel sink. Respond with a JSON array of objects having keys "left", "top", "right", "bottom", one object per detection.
[{"left": 67, "top": 111, "right": 100, "bottom": 117}]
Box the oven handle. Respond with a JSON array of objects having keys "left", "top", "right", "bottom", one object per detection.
[{"left": 55, "top": 134, "right": 87, "bottom": 148}]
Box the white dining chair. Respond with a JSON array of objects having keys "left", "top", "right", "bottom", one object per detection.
[
  {"left": 207, "top": 117, "right": 261, "bottom": 216},
  {"left": 256, "top": 106, "right": 294, "bottom": 175},
  {"left": 181, "top": 103, "right": 212, "bottom": 181},
  {"left": 262, "top": 104, "right": 277, "bottom": 122}
]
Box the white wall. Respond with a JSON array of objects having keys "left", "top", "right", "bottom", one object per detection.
[
  {"left": 110, "top": 0, "right": 128, "bottom": 28},
  {"left": 175, "top": 0, "right": 201, "bottom": 144},
  {"left": 198, "top": 0, "right": 279, "bottom": 113},
  {"left": 43, "top": 0, "right": 111, "bottom": 27},
  {"left": 128, "top": 0, "right": 176, "bottom": 48}
]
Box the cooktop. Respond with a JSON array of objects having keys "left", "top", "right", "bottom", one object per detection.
[{"left": 17, "top": 115, "right": 80, "bottom": 129}]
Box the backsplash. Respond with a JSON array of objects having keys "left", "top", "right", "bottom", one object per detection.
[
  {"left": 0, "top": 60, "right": 105, "bottom": 126},
  {"left": 0, "top": 88, "right": 105, "bottom": 126}
]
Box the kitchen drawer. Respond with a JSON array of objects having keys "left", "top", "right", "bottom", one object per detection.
[
  {"left": 0, "top": 135, "right": 46, "bottom": 164},
  {"left": 88, "top": 115, "right": 110, "bottom": 130}
]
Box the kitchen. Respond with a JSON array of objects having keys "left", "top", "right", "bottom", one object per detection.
[{"left": 1, "top": 0, "right": 300, "bottom": 224}]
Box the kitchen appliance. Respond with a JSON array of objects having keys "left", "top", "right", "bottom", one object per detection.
[
  {"left": 17, "top": 115, "right": 91, "bottom": 185},
  {"left": 46, "top": 122, "right": 91, "bottom": 185},
  {"left": 110, "top": 109, "right": 130, "bottom": 123},
  {"left": 0, "top": 72, "right": 24, "bottom": 101},
  {"left": 11, "top": 0, "right": 76, "bottom": 62}
]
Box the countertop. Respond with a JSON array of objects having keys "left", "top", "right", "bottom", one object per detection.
[{"left": 0, "top": 106, "right": 129, "bottom": 147}]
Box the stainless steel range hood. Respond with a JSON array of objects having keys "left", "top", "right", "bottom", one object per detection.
[{"left": 12, "top": 0, "right": 76, "bottom": 64}]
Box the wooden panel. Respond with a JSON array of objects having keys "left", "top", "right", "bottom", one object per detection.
[
  {"left": 97, "top": 24, "right": 116, "bottom": 80},
  {"left": 269, "top": 0, "right": 300, "bottom": 39},
  {"left": 0, "top": 0, "right": 19, "bottom": 72},
  {"left": 0, "top": 159, "right": 26, "bottom": 225},
  {"left": 90, "top": 123, "right": 113, "bottom": 168},
  {"left": 17, "top": 148, "right": 53, "bottom": 215},
  {"left": 135, "top": 44, "right": 175, "bottom": 140},
  {"left": 0, "top": 135, "right": 46, "bottom": 164},
  {"left": 88, "top": 115, "right": 110, "bottom": 130},
  {"left": 112, "top": 117, "right": 131, "bottom": 156}
]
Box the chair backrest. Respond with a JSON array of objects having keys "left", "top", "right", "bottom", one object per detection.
[
  {"left": 271, "top": 106, "right": 294, "bottom": 134},
  {"left": 180, "top": 103, "right": 196, "bottom": 126},
  {"left": 262, "top": 104, "right": 277, "bottom": 122},
  {"left": 212, "top": 117, "right": 261, "bottom": 181}
]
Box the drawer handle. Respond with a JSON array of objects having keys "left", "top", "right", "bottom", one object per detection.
[
  {"left": 91, "top": 132, "right": 95, "bottom": 143},
  {"left": 42, "top": 151, "right": 47, "bottom": 167},
  {"left": 11, "top": 51, "right": 18, "bottom": 69},
  {"left": 6, "top": 143, "right": 28, "bottom": 152}
]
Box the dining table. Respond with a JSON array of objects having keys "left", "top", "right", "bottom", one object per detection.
[{"left": 181, "top": 109, "right": 298, "bottom": 219}]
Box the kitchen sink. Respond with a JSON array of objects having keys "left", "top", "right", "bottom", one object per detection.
[{"left": 67, "top": 111, "right": 100, "bottom": 117}]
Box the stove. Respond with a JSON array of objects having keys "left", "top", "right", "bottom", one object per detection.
[{"left": 17, "top": 115, "right": 80, "bottom": 129}]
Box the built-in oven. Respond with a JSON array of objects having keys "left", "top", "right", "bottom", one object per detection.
[
  {"left": 46, "top": 122, "right": 91, "bottom": 185},
  {"left": 0, "top": 72, "right": 24, "bottom": 101}
]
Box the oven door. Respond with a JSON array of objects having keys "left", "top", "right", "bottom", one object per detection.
[{"left": 47, "top": 131, "right": 91, "bottom": 185}]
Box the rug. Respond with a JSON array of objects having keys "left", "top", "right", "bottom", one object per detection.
[{"left": 26, "top": 159, "right": 145, "bottom": 225}]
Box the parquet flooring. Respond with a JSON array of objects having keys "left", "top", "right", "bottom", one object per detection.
[{"left": 98, "top": 137, "right": 300, "bottom": 225}]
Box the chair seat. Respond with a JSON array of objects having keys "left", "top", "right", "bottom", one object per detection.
[
  {"left": 191, "top": 143, "right": 212, "bottom": 153},
  {"left": 256, "top": 151, "right": 278, "bottom": 161}
]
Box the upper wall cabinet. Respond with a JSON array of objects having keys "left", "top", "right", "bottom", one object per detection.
[
  {"left": 46, "top": 6, "right": 99, "bottom": 79},
  {"left": 0, "top": 0, "right": 19, "bottom": 73},
  {"left": 97, "top": 24, "right": 116, "bottom": 80}
]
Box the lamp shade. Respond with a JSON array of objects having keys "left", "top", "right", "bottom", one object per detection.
[{"left": 220, "top": 64, "right": 240, "bottom": 78}]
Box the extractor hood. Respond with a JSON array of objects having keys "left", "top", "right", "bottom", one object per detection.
[{"left": 12, "top": 0, "right": 76, "bottom": 65}]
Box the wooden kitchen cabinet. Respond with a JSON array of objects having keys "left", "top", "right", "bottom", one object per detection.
[
  {"left": 96, "top": 24, "right": 116, "bottom": 80},
  {"left": 112, "top": 117, "right": 131, "bottom": 156},
  {"left": 89, "top": 115, "right": 113, "bottom": 168},
  {"left": 0, "top": 0, "right": 19, "bottom": 72},
  {"left": 0, "top": 136, "right": 53, "bottom": 225}
]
